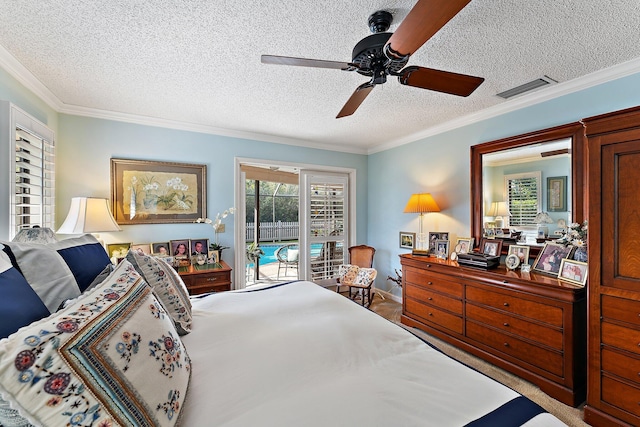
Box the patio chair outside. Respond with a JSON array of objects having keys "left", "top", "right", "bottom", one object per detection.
[{"left": 275, "top": 243, "right": 299, "bottom": 279}]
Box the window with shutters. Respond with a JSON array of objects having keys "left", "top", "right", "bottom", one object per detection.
[
  {"left": 1, "top": 102, "right": 55, "bottom": 240},
  {"left": 504, "top": 172, "right": 541, "bottom": 227}
]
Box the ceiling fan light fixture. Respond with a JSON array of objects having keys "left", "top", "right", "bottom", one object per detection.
[{"left": 496, "top": 75, "right": 558, "bottom": 99}]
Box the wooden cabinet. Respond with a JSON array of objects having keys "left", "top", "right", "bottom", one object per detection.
[
  {"left": 178, "top": 261, "right": 232, "bottom": 295},
  {"left": 584, "top": 106, "right": 640, "bottom": 427},
  {"left": 400, "top": 254, "right": 586, "bottom": 406}
]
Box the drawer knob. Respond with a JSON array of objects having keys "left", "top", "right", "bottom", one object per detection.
[
  {"left": 428, "top": 312, "right": 433, "bottom": 316},
  {"left": 427, "top": 281, "right": 433, "bottom": 285},
  {"left": 502, "top": 280, "right": 508, "bottom": 284},
  {"left": 503, "top": 342, "right": 509, "bottom": 347},
  {"left": 503, "top": 302, "right": 509, "bottom": 307},
  {"left": 503, "top": 322, "right": 509, "bottom": 327},
  {"left": 426, "top": 265, "right": 431, "bottom": 268},
  {"left": 427, "top": 297, "right": 433, "bottom": 301},
  {"left": 207, "top": 277, "right": 218, "bottom": 282}
]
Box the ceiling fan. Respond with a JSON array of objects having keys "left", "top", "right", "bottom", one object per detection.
[{"left": 261, "top": 0, "right": 484, "bottom": 118}]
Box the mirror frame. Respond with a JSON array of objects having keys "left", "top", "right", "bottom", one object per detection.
[{"left": 470, "top": 122, "right": 586, "bottom": 250}]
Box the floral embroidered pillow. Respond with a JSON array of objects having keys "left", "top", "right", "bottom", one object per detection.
[
  {"left": 0, "top": 260, "right": 191, "bottom": 427},
  {"left": 354, "top": 267, "right": 377, "bottom": 286},
  {"left": 126, "top": 250, "right": 193, "bottom": 335},
  {"left": 338, "top": 264, "right": 360, "bottom": 285}
]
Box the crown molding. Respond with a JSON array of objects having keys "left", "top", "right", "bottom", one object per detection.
[
  {"left": 368, "top": 56, "right": 640, "bottom": 154},
  {"left": 3, "top": 44, "right": 639, "bottom": 156}
]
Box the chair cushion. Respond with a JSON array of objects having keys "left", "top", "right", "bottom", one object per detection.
[
  {"left": 338, "top": 264, "right": 360, "bottom": 285},
  {"left": 287, "top": 249, "right": 299, "bottom": 262},
  {"left": 0, "top": 259, "right": 191, "bottom": 427},
  {"left": 126, "top": 250, "right": 193, "bottom": 335},
  {"left": 0, "top": 253, "right": 49, "bottom": 340}
]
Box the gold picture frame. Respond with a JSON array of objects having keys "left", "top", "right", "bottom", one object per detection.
[{"left": 110, "top": 158, "right": 206, "bottom": 225}]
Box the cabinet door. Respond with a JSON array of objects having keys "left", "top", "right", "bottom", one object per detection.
[{"left": 601, "top": 137, "right": 640, "bottom": 291}]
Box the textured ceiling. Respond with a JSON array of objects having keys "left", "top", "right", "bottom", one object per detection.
[{"left": 1, "top": 0, "right": 639, "bottom": 154}]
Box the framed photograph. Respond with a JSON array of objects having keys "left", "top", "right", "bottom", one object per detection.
[
  {"left": 428, "top": 232, "right": 449, "bottom": 255},
  {"left": 483, "top": 227, "right": 496, "bottom": 238},
  {"left": 435, "top": 239, "right": 450, "bottom": 259},
  {"left": 130, "top": 243, "right": 152, "bottom": 255},
  {"left": 508, "top": 244, "right": 530, "bottom": 264},
  {"left": 547, "top": 176, "right": 567, "bottom": 212},
  {"left": 208, "top": 250, "right": 220, "bottom": 264},
  {"left": 106, "top": 242, "right": 132, "bottom": 259},
  {"left": 190, "top": 238, "right": 209, "bottom": 255},
  {"left": 399, "top": 232, "right": 416, "bottom": 249},
  {"left": 532, "top": 242, "right": 574, "bottom": 275},
  {"left": 170, "top": 239, "right": 190, "bottom": 258},
  {"left": 479, "top": 238, "right": 503, "bottom": 257},
  {"left": 455, "top": 237, "right": 474, "bottom": 254},
  {"left": 110, "top": 158, "right": 207, "bottom": 225},
  {"left": 558, "top": 259, "right": 588, "bottom": 286},
  {"left": 151, "top": 242, "right": 171, "bottom": 256}
]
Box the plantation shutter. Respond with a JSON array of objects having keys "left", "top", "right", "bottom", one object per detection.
[
  {"left": 13, "top": 127, "right": 55, "bottom": 235},
  {"left": 300, "top": 172, "right": 348, "bottom": 281},
  {"left": 505, "top": 172, "right": 541, "bottom": 226}
]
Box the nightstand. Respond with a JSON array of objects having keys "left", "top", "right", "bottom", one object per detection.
[{"left": 177, "top": 260, "right": 232, "bottom": 295}]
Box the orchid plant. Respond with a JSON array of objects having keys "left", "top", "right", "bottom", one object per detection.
[{"left": 195, "top": 207, "right": 235, "bottom": 250}]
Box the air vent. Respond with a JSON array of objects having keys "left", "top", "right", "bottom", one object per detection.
[{"left": 496, "top": 76, "right": 557, "bottom": 99}]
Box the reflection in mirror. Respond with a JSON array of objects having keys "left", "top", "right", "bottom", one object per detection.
[
  {"left": 470, "top": 123, "right": 585, "bottom": 256},
  {"left": 482, "top": 138, "right": 571, "bottom": 245}
]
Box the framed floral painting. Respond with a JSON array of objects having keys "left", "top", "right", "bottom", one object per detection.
[{"left": 110, "top": 158, "right": 206, "bottom": 224}]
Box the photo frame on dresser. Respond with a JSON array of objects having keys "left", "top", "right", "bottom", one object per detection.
[
  {"left": 557, "top": 258, "right": 588, "bottom": 286},
  {"left": 428, "top": 232, "right": 449, "bottom": 255},
  {"left": 532, "top": 242, "right": 574, "bottom": 275},
  {"left": 479, "top": 238, "right": 502, "bottom": 257}
]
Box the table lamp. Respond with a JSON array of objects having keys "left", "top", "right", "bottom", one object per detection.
[
  {"left": 57, "top": 197, "right": 122, "bottom": 245},
  {"left": 488, "top": 201, "right": 511, "bottom": 229},
  {"left": 404, "top": 193, "right": 440, "bottom": 256}
]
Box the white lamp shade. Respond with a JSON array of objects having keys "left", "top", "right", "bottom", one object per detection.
[{"left": 58, "top": 197, "right": 122, "bottom": 234}]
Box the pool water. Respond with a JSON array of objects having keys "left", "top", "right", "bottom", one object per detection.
[{"left": 251, "top": 243, "right": 323, "bottom": 266}]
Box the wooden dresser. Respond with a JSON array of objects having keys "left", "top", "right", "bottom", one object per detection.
[
  {"left": 178, "top": 261, "right": 232, "bottom": 295},
  {"left": 583, "top": 106, "right": 640, "bottom": 427},
  {"left": 400, "top": 254, "right": 586, "bottom": 406}
]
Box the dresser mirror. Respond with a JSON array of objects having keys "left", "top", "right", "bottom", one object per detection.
[{"left": 470, "top": 123, "right": 586, "bottom": 255}]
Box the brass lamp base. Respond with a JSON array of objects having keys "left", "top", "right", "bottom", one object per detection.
[{"left": 412, "top": 249, "right": 431, "bottom": 257}]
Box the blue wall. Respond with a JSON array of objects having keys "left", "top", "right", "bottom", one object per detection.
[{"left": 3, "top": 60, "right": 640, "bottom": 296}]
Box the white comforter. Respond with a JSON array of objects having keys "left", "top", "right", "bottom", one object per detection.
[{"left": 180, "top": 281, "right": 566, "bottom": 426}]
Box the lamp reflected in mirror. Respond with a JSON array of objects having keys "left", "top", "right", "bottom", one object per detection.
[{"left": 488, "top": 201, "right": 511, "bottom": 229}]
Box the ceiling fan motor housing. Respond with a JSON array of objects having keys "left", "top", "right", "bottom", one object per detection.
[{"left": 352, "top": 32, "right": 408, "bottom": 82}]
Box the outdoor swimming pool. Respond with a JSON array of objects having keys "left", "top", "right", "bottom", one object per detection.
[{"left": 252, "top": 243, "right": 323, "bottom": 266}]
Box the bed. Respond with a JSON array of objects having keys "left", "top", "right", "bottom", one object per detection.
[
  {"left": 0, "top": 236, "right": 566, "bottom": 426},
  {"left": 180, "top": 281, "right": 565, "bottom": 426}
]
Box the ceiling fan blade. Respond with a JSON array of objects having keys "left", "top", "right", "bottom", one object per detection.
[
  {"left": 399, "top": 66, "right": 484, "bottom": 97},
  {"left": 385, "top": 0, "right": 471, "bottom": 60},
  {"left": 336, "top": 83, "right": 374, "bottom": 118},
  {"left": 261, "top": 55, "right": 356, "bottom": 71}
]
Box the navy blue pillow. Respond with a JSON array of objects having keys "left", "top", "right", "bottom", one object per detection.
[
  {"left": 56, "top": 242, "right": 111, "bottom": 292},
  {"left": 0, "top": 266, "right": 50, "bottom": 339}
]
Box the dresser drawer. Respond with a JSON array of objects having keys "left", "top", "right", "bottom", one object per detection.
[
  {"left": 405, "top": 267, "right": 463, "bottom": 298},
  {"left": 405, "top": 298, "right": 463, "bottom": 334},
  {"left": 466, "top": 321, "right": 563, "bottom": 376},
  {"left": 405, "top": 284, "right": 463, "bottom": 315},
  {"left": 602, "top": 294, "right": 640, "bottom": 327},
  {"left": 602, "top": 322, "right": 640, "bottom": 356},
  {"left": 602, "top": 375, "right": 640, "bottom": 418},
  {"left": 602, "top": 347, "right": 640, "bottom": 386},
  {"left": 466, "top": 286, "right": 563, "bottom": 327},
  {"left": 466, "top": 303, "right": 563, "bottom": 350}
]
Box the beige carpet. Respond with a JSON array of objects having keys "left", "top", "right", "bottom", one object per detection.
[{"left": 366, "top": 293, "right": 589, "bottom": 427}]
